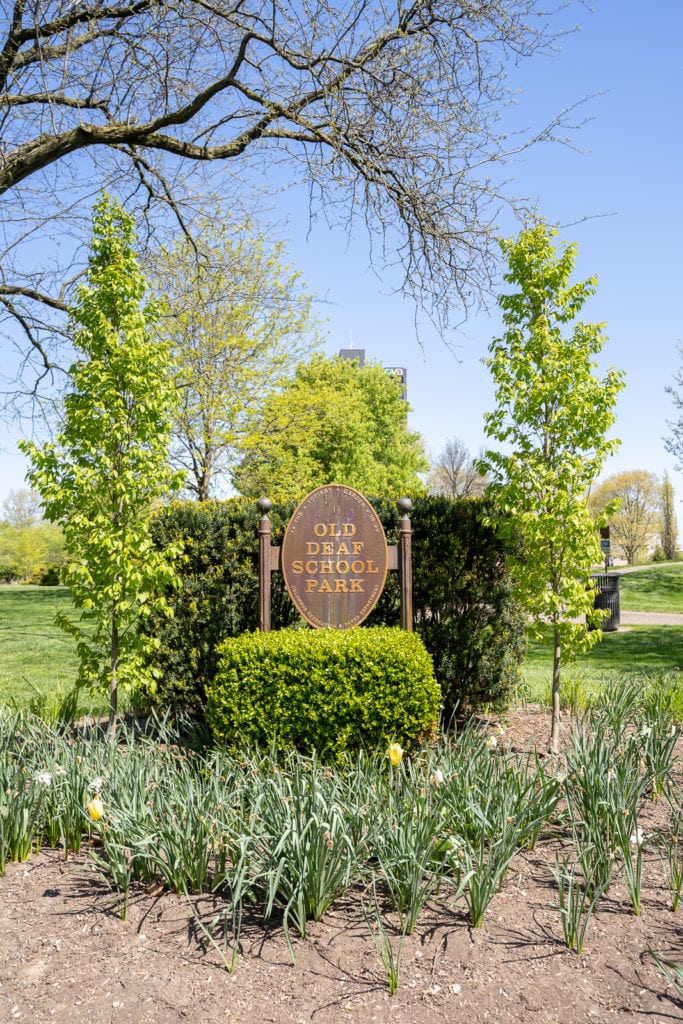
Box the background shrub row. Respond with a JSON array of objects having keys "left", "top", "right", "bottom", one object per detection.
[{"left": 144, "top": 495, "right": 525, "bottom": 721}]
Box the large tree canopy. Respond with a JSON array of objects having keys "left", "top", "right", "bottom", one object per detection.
[
  {"left": 233, "top": 354, "right": 429, "bottom": 500},
  {"left": 146, "top": 217, "right": 321, "bottom": 500},
  {"left": 589, "top": 470, "right": 661, "bottom": 565},
  {"left": 0, "top": 0, "right": 579, "bottom": 406}
]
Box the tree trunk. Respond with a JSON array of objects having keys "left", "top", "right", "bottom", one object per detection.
[
  {"left": 107, "top": 614, "right": 119, "bottom": 743},
  {"left": 548, "top": 623, "right": 562, "bottom": 755},
  {"left": 197, "top": 455, "right": 212, "bottom": 501}
]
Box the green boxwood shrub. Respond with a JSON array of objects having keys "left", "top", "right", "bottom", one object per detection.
[
  {"left": 206, "top": 626, "right": 440, "bottom": 758},
  {"left": 145, "top": 494, "right": 526, "bottom": 718}
]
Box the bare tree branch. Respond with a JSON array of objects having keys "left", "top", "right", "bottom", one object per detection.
[{"left": 0, "top": 0, "right": 583, "bottom": 406}]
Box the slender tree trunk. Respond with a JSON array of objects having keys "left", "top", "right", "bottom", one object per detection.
[
  {"left": 197, "top": 452, "right": 212, "bottom": 501},
  {"left": 107, "top": 613, "right": 119, "bottom": 743},
  {"left": 548, "top": 622, "right": 562, "bottom": 755}
]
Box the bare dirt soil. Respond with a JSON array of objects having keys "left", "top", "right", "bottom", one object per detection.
[{"left": 1, "top": 708, "right": 682, "bottom": 1024}]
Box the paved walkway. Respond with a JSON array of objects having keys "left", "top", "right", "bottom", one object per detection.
[{"left": 620, "top": 610, "right": 683, "bottom": 626}]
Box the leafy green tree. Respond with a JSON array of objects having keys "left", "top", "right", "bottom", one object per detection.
[
  {"left": 0, "top": 521, "right": 65, "bottom": 581},
  {"left": 589, "top": 470, "right": 660, "bottom": 564},
  {"left": 660, "top": 472, "right": 679, "bottom": 561},
  {"left": 233, "top": 354, "right": 428, "bottom": 500},
  {"left": 20, "top": 196, "right": 183, "bottom": 738},
  {"left": 147, "top": 218, "right": 321, "bottom": 500},
  {"left": 481, "top": 222, "right": 624, "bottom": 752},
  {"left": 0, "top": 488, "right": 64, "bottom": 581},
  {"left": 1, "top": 488, "right": 43, "bottom": 526}
]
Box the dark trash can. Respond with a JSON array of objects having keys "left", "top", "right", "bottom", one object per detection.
[{"left": 590, "top": 573, "right": 620, "bottom": 632}]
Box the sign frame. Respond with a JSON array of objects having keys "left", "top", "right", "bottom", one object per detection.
[
  {"left": 280, "top": 485, "right": 388, "bottom": 630},
  {"left": 257, "top": 490, "right": 413, "bottom": 632}
]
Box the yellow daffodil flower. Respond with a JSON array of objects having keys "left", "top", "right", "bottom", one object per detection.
[
  {"left": 387, "top": 743, "right": 403, "bottom": 767},
  {"left": 87, "top": 794, "right": 104, "bottom": 821}
]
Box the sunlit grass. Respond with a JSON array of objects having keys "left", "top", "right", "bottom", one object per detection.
[
  {"left": 519, "top": 625, "right": 683, "bottom": 717},
  {"left": 0, "top": 584, "right": 106, "bottom": 716},
  {"left": 617, "top": 564, "right": 683, "bottom": 613}
]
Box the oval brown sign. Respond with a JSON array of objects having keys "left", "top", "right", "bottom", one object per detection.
[{"left": 281, "top": 485, "right": 389, "bottom": 629}]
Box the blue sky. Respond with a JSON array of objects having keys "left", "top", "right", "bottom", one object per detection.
[
  {"left": 2, "top": 2, "right": 682, "bottom": 503},
  {"left": 274, "top": 2, "right": 683, "bottom": 484}
]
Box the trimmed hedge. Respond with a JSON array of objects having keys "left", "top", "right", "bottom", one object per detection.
[
  {"left": 408, "top": 495, "right": 526, "bottom": 714},
  {"left": 206, "top": 626, "right": 440, "bottom": 758},
  {"left": 142, "top": 498, "right": 298, "bottom": 709},
  {"left": 145, "top": 494, "right": 526, "bottom": 718}
]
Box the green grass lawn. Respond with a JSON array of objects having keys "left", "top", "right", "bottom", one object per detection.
[
  {"left": 2, "top": 577, "right": 682, "bottom": 719},
  {"left": 616, "top": 563, "right": 683, "bottom": 612},
  {"left": 0, "top": 584, "right": 106, "bottom": 715},
  {"left": 520, "top": 623, "right": 683, "bottom": 711},
  {"left": 507, "top": 564, "right": 683, "bottom": 708}
]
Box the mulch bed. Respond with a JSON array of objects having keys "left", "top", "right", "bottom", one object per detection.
[{"left": 1, "top": 706, "right": 681, "bottom": 1024}]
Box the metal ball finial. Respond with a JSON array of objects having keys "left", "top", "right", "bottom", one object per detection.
[
  {"left": 397, "top": 497, "right": 412, "bottom": 515},
  {"left": 257, "top": 496, "right": 273, "bottom": 514}
]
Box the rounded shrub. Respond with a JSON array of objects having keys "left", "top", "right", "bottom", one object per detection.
[{"left": 206, "top": 626, "right": 440, "bottom": 759}]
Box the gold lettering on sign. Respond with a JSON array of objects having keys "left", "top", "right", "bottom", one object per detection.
[
  {"left": 281, "top": 485, "right": 388, "bottom": 629},
  {"left": 312, "top": 522, "right": 358, "bottom": 538}
]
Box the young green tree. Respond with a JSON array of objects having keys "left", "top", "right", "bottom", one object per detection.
[
  {"left": 481, "top": 222, "right": 624, "bottom": 752},
  {"left": 660, "top": 472, "right": 679, "bottom": 561},
  {"left": 233, "top": 354, "right": 428, "bottom": 500},
  {"left": 20, "top": 197, "right": 183, "bottom": 738},
  {"left": 147, "top": 218, "right": 321, "bottom": 500}
]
